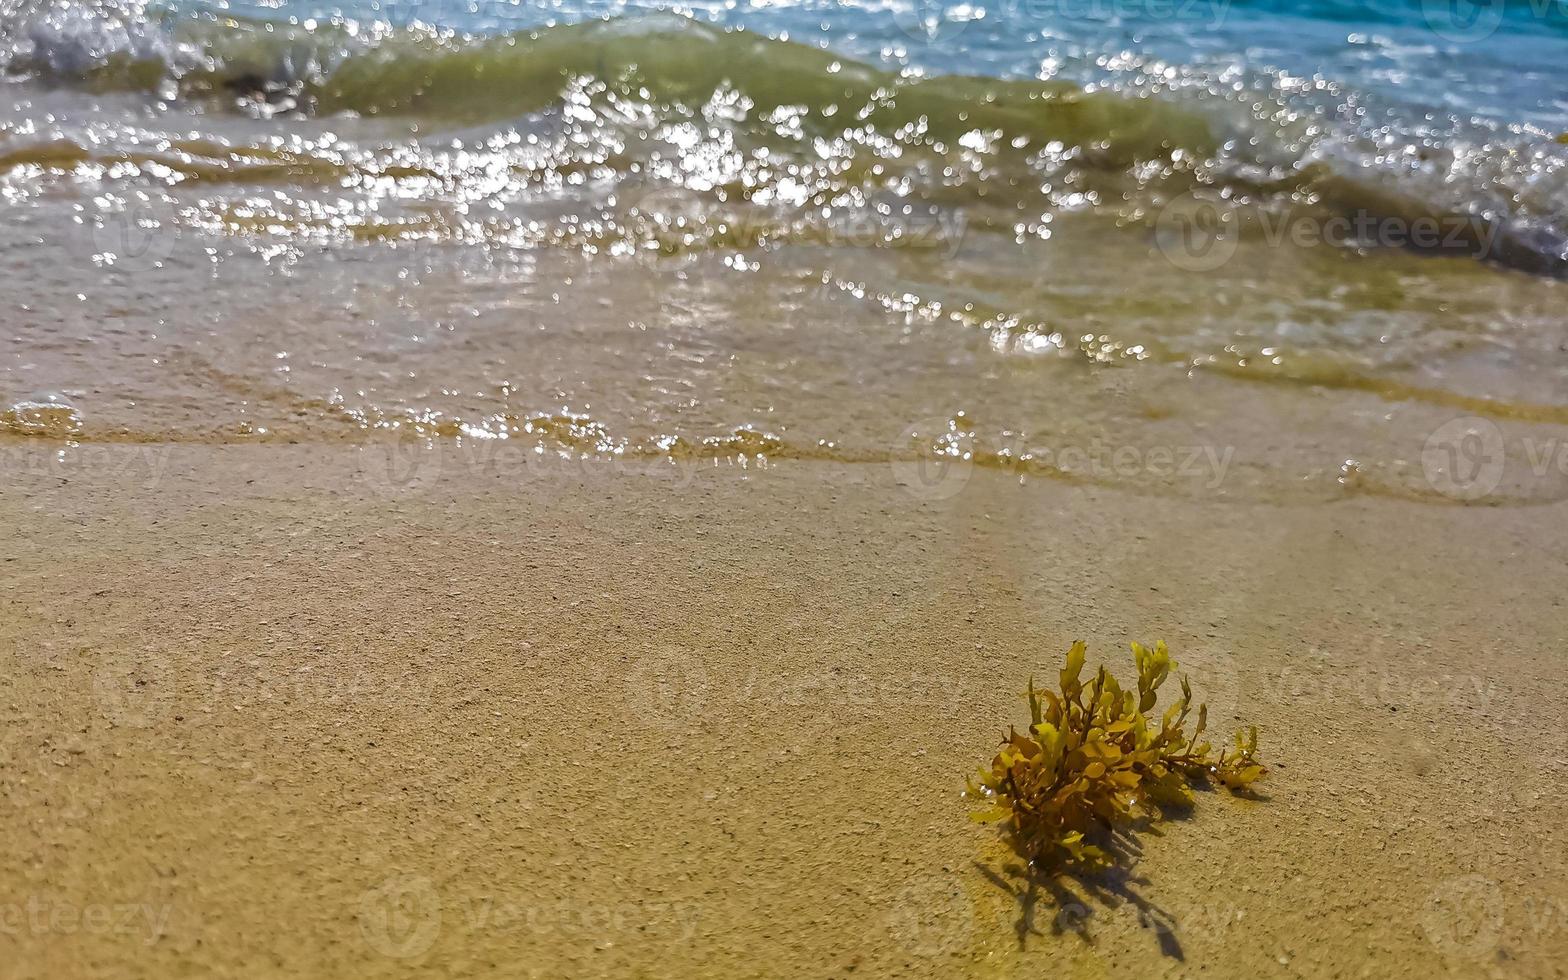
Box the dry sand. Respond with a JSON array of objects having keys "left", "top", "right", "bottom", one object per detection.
[{"left": 2, "top": 442, "right": 1565, "bottom": 978}]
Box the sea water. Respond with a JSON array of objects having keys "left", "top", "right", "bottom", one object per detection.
[{"left": 1, "top": 0, "right": 1565, "bottom": 502}]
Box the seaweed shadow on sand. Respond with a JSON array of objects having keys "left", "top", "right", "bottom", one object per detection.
[{"left": 966, "top": 640, "right": 1268, "bottom": 958}]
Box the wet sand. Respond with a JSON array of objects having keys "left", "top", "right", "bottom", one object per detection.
[{"left": 3, "top": 442, "right": 1565, "bottom": 978}]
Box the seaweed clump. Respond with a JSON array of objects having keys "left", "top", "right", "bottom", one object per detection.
[{"left": 967, "top": 640, "right": 1264, "bottom": 871}]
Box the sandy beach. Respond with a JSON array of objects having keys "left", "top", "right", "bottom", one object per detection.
[
  {"left": 5, "top": 2, "right": 1568, "bottom": 975},
  {"left": 4, "top": 442, "right": 1565, "bottom": 978}
]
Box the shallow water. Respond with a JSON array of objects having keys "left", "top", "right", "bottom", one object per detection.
[{"left": 2, "top": 0, "right": 1566, "bottom": 503}]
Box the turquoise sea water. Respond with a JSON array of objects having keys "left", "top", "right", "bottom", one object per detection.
[
  {"left": 207, "top": 0, "right": 1568, "bottom": 127},
  {"left": 3, "top": 0, "right": 1565, "bottom": 267}
]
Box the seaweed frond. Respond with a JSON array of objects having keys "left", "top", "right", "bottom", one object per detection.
[{"left": 967, "top": 640, "right": 1265, "bottom": 872}]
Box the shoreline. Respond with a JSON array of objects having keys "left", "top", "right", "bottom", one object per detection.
[{"left": 3, "top": 444, "right": 1564, "bottom": 977}]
